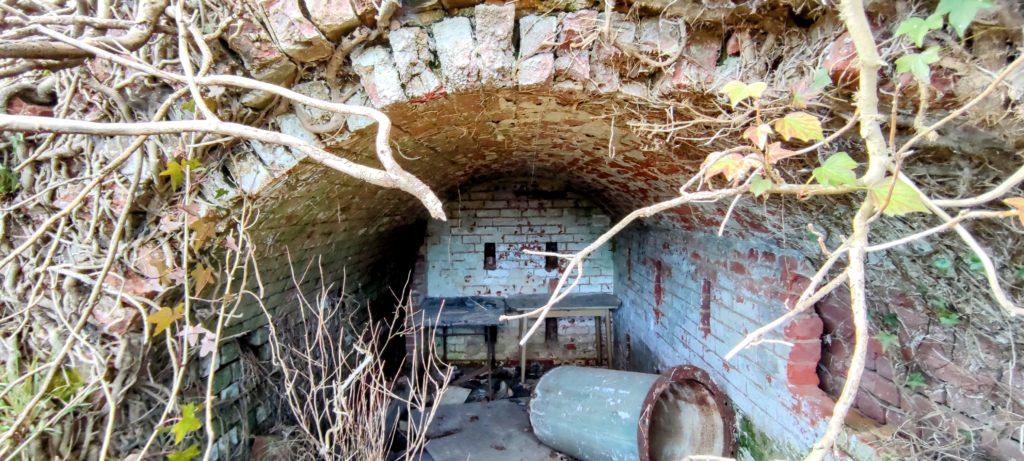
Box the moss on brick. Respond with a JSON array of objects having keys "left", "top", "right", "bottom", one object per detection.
[{"left": 736, "top": 416, "right": 793, "bottom": 461}]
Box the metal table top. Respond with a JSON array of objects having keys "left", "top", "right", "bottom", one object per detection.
[
  {"left": 411, "top": 296, "right": 506, "bottom": 327},
  {"left": 505, "top": 293, "right": 620, "bottom": 312}
]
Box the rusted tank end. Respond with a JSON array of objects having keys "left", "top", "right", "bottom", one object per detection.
[
  {"left": 530, "top": 365, "right": 733, "bottom": 461},
  {"left": 638, "top": 365, "right": 735, "bottom": 461}
]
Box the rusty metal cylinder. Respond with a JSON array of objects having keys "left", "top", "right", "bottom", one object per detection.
[{"left": 529, "top": 365, "right": 734, "bottom": 461}]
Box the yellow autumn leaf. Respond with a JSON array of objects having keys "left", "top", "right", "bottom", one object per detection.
[
  {"left": 774, "top": 112, "right": 825, "bottom": 142},
  {"left": 1004, "top": 197, "right": 1024, "bottom": 226},
  {"left": 720, "top": 81, "right": 767, "bottom": 107},
  {"left": 190, "top": 219, "right": 216, "bottom": 250},
  {"left": 746, "top": 82, "right": 767, "bottom": 99},
  {"left": 149, "top": 304, "right": 184, "bottom": 337},
  {"left": 190, "top": 265, "right": 215, "bottom": 295},
  {"left": 703, "top": 153, "right": 760, "bottom": 184}
]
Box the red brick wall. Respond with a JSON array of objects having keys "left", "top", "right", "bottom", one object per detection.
[
  {"left": 816, "top": 287, "right": 1023, "bottom": 459},
  {"left": 614, "top": 227, "right": 841, "bottom": 455}
]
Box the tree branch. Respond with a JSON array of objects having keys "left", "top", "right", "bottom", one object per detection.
[
  {"left": 838, "top": 0, "right": 890, "bottom": 185},
  {"left": 0, "top": 0, "right": 168, "bottom": 59}
]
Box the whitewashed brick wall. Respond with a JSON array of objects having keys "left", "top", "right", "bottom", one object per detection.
[
  {"left": 422, "top": 178, "right": 614, "bottom": 297},
  {"left": 415, "top": 178, "right": 614, "bottom": 362}
]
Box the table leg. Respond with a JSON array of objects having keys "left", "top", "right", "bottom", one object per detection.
[
  {"left": 594, "top": 315, "right": 603, "bottom": 367},
  {"left": 486, "top": 326, "right": 496, "bottom": 400},
  {"left": 442, "top": 326, "right": 448, "bottom": 363},
  {"left": 604, "top": 315, "right": 613, "bottom": 369},
  {"left": 519, "top": 318, "right": 527, "bottom": 383}
]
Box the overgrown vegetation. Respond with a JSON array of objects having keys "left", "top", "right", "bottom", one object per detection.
[{"left": 0, "top": 0, "right": 1022, "bottom": 460}]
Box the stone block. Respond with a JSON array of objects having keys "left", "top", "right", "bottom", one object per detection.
[
  {"left": 219, "top": 340, "right": 241, "bottom": 365},
  {"left": 389, "top": 27, "right": 445, "bottom": 100},
  {"left": 860, "top": 370, "right": 900, "bottom": 406},
  {"left": 213, "top": 364, "right": 235, "bottom": 393},
  {"left": 304, "top": 0, "right": 361, "bottom": 40},
  {"left": 590, "top": 12, "right": 634, "bottom": 94},
  {"left": 343, "top": 89, "right": 375, "bottom": 131},
  {"left": 431, "top": 17, "right": 479, "bottom": 91},
  {"left": 635, "top": 17, "right": 684, "bottom": 74},
  {"left": 918, "top": 341, "right": 996, "bottom": 392},
  {"left": 473, "top": 3, "right": 516, "bottom": 86},
  {"left": 555, "top": 10, "right": 597, "bottom": 86},
  {"left": 220, "top": 382, "right": 241, "bottom": 401},
  {"left": 519, "top": 54, "right": 554, "bottom": 87},
  {"left": 853, "top": 391, "right": 887, "bottom": 424},
  {"left": 439, "top": 0, "right": 481, "bottom": 10},
  {"left": 289, "top": 81, "right": 335, "bottom": 128},
  {"left": 669, "top": 29, "right": 720, "bottom": 90},
  {"left": 246, "top": 326, "right": 271, "bottom": 346},
  {"left": 224, "top": 10, "right": 297, "bottom": 107},
  {"left": 519, "top": 15, "right": 558, "bottom": 59},
  {"left": 262, "top": 0, "right": 332, "bottom": 62},
  {"left": 783, "top": 314, "right": 823, "bottom": 341},
  {"left": 351, "top": 46, "right": 408, "bottom": 107},
  {"left": 199, "top": 167, "right": 240, "bottom": 205},
  {"left": 229, "top": 151, "right": 274, "bottom": 196}
]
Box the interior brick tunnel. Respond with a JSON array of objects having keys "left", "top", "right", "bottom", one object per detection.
[{"left": 168, "top": 2, "right": 1024, "bottom": 460}]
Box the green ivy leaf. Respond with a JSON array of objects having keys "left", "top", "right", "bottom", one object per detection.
[
  {"left": 811, "top": 152, "right": 857, "bottom": 186},
  {"left": 811, "top": 67, "right": 832, "bottom": 91},
  {"left": 868, "top": 177, "right": 931, "bottom": 216},
  {"left": 928, "top": 297, "right": 949, "bottom": 311},
  {"left": 750, "top": 174, "right": 772, "bottom": 197},
  {"left": 1015, "top": 266, "right": 1024, "bottom": 280},
  {"left": 774, "top": 112, "right": 825, "bottom": 143},
  {"left": 881, "top": 313, "right": 900, "bottom": 329},
  {"left": 875, "top": 331, "right": 900, "bottom": 353},
  {"left": 895, "top": 16, "right": 943, "bottom": 47},
  {"left": 965, "top": 253, "right": 985, "bottom": 272},
  {"left": 171, "top": 403, "right": 202, "bottom": 444},
  {"left": 181, "top": 100, "right": 196, "bottom": 113},
  {"left": 935, "top": 0, "right": 994, "bottom": 37},
  {"left": 719, "top": 80, "right": 768, "bottom": 107},
  {"left": 167, "top": 444, "right": 201, "bottom": 461},
  {"left": 160, "top": 161, "right": 184, "bottom": 189},
  {"left": 0, "top": 164, "right": 19, "bottom": 196},
  {"left": 9, "top": 132, "right": 24, "bottom": 150},
  {"left": 160, "top": 159, "right": 202, "bottom": 189},
  {"left": 895, "top": 46, "right": 941, "bottom": 83},
  {"left": 905, "top": 372, "right": 927, "bottom": 391},
  {"left": 214, "top": 188, "right": 228, "bottom": 199},
  {"left": 49, "top": 367, "right": 84, "bottom": 402},
  {"left": 937, "top": 309, "right": 961, "bottom": 327},
  {"left": 932, "top": 256, "right": 953, "bottom": 276}
]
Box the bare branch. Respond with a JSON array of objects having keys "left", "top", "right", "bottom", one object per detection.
[
  {"left": 725, "top": 243, "right": 851, "bottom": 361},
  {"left": 804, "top": 200, "right": 873, "bottom": 461},
  {"left": 896, "top": 54, "right": 1024, "bottom": 159},
  {"left": 899, "top": 173, "right": 1024, "bottom": 317},
  {"left": 28, "top": 24, "right": 447, "bottom": 220},
  {"left": 0, "top": 0, "right": 168, "bottom": 59},
  {"left": 867, "top": 209, "right": 1015, "bottom": 252},
  {"left": 932, "top": 160, "right": 1024, "bottom": 208},
  {"left": 837, "top": 0, "right": 890, "bottom": 185}
]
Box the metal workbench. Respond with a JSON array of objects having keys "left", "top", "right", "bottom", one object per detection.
[
  {"left": 411, "top": 296, "right": 504, "bottom": 396},
  {"left": 505, "top": 293, "right": 620, "bottom": 383}
]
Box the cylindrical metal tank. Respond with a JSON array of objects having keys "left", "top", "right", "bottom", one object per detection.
[{"left": 529, "top": 365, "right": 734, "bottom": 461}]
